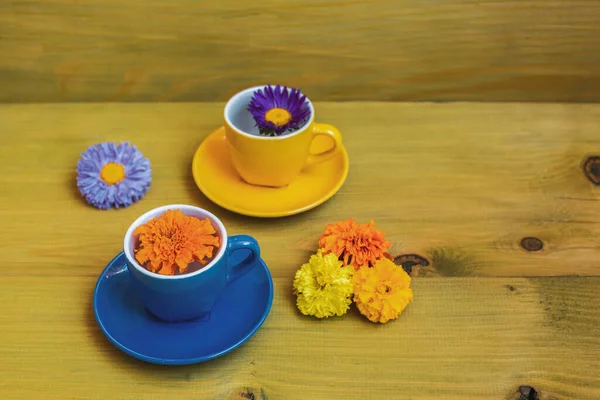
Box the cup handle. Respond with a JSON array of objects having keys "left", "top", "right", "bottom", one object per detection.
[
  {"left": 306, "top": 123, "right": 342, "bottom": 166},
  {"left": 227, "top": 235, "right": 260, "bottom": 283}
]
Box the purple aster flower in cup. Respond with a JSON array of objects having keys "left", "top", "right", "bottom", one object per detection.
[
  {"left": 247, "top": 85, "right": 311, "bottom": 136},
  {"left": 76, "top": 142, "right": 152, "bottom": 210}
]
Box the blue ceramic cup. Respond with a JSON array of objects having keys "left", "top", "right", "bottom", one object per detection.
[{"left": 123, "top": 204, "right": 260, "bottom": 322}]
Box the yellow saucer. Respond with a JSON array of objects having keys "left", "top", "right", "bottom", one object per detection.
[{"left": 192, "top": 127, "right": 349, "bottom": 218}]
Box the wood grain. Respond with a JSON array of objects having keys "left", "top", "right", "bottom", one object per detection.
[
  {"left": 2, "top": 1, "right": 600, "bottom": 102},
  {"left": 2, "top": 102, "right": 599, "bottom": 277},
  {"left": 1, "top": 102, "right": 600, "bottom": 399},
  {"left": 1, "top": 275, "right": 599, "bottom": 399}
]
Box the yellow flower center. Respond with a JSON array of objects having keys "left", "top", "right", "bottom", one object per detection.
[
  {"left": 377, "top": 282, "right": 392, "bottom": 295},
  {"left": 316, "top": 273, "right": 333, "bottom": 288},
  {"left": 100, "top": 162, "right": 126, "bottom": 185},
  {"left": 264, "top": 108, "right": 292, "bottom": 127}
]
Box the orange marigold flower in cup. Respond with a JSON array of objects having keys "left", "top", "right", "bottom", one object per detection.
[
  {"left": 353, "top": 258, "right": 413, "bottom": 323},
  {"left": 134, "top": 209, "right": 220, "bottom": 276},
  {"left": 318, "top": 219, "right": 391, "bottom": 270}
]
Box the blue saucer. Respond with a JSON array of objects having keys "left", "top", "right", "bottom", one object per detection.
[{"left": 93, "top": 251, "right": 273, "bottom": 365}]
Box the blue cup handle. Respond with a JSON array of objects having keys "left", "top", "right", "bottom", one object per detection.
[{"left": 227, "top": 235, "right": 260, "bottom": 283}]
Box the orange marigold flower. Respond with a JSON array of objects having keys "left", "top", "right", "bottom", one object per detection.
[
  {"left": 318, "top": 219, "right": 391, "bottom": 270},
  {"left": 134, "top": 209, "right": 220, "bottom": 276},
  {"left": 353, "top": 258, "right": 413, "bottom": 323}
]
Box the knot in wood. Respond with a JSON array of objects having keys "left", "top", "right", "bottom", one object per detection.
[
  {"left": 518, "top": 385, "right": 539, "bottom": 400},
  {"left": 583, "top": 156, "right": 600, "bottom": 185},
  {"left": 520, "top": 237, "right": 543, "bottom": 252},
  {"left": 393, "top": 254, "right": 430, "bottom": 274}
]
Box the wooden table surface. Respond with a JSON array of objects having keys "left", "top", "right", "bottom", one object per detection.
[
  {"left": 1, "top": 102, "right": 600, "bottom": 399},
  {"left": 3, "top": 0, "right": 600, "bottom": 103}
]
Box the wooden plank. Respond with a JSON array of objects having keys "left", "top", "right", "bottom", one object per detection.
[
  {"left": 1, "top": 103, "right": 599, "bottom": 277},
  {"left": 1, "top": 1, "right": 600, "bottom": 102},
  {"left": 1, "top": 102, "right": 600, "bottom": 399},
  {"left": 0, "top": 275, "right": 599, "bottom": 399}
]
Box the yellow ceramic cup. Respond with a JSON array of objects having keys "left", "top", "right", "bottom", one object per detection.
[{"left": 224, "top": 86, "right": 343, "bottom": 188}]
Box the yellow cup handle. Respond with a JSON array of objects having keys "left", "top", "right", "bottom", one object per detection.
[{"left": 306, "top": 123, "right": 342, "bottom": 166}]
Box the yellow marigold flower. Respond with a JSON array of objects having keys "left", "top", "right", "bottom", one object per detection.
[
  {"left": 353, "top": 258, "right": 413, "bottom": 323},
  {"left": 318, "top": 219, "right": 391, "bottom": 270},
  {"left": 293, "top": 249, "right": 354, "bottom": 318}
]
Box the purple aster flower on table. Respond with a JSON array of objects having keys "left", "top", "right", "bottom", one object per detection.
[
  {"left": 76, "top": 142, "right": 152, "bottom": 210},
  {"left": 247, "top": 85, "right": 311, "bottom": 136}
]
